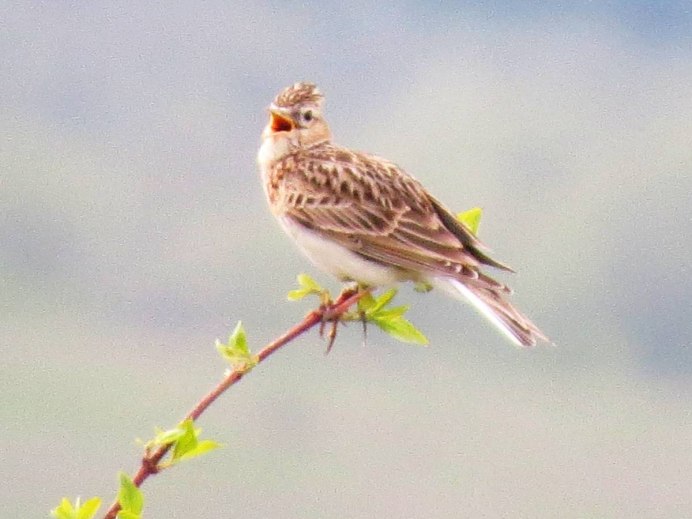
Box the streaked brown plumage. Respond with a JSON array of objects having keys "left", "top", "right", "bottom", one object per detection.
[{"left": 258, "top": 82, "right": 548, "bottom": 347}]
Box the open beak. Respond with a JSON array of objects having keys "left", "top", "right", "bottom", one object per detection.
[{"left": 268, "top": 108, "right": 295, "bottom": 133}]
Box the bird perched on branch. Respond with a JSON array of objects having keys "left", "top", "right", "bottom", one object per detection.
[{"left": 257, "top": 82, "right": 547, "bottom": 347}]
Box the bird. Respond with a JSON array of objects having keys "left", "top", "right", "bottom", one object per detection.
[{"left": 257, "top": 82, "right": 548, "bottom": 347}]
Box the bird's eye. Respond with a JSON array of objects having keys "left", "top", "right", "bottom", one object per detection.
[{"left": 303, "top": 110, "right": 313, "bottom": 122}]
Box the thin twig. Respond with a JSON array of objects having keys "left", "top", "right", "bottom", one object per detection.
[{"left": 103, "top": 288, "right": 369, "bottom": 519}]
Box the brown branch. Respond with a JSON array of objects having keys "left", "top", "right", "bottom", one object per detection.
[{"left": 103, "top": 288, "right": 369, "bottom": 519}]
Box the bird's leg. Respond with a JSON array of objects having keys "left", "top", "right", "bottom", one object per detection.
[
  {"left": 320, "top": 299, "right": 341, "bottom": 355},
  {"left": 360, "top": 309, "right": 368, "bottom": 347},
  {"left": 319, "top": 283, "right": 366, "bottom": 354},
  {"left": 353, "top": 282, "right": 370, "bottom": 347},
  {"left": 320, "top": 287, "right": 346, "bottom": 354},
  {"left": 318, "top": 289, "right": 332, "bottom": 338},
  {"left": 339, "top": 281, "right": 360, "bottom": 300},
  {"left": 324, "top": 319, "right": 339, "bottom": 355}
]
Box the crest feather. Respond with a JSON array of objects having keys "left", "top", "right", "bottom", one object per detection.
[{"left": 274, "top": 82, "right": 324, "bottom": 108}]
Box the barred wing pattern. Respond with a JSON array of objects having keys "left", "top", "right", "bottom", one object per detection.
[{"left": 269, "top": 144, "right": 507, "bottom": 280}]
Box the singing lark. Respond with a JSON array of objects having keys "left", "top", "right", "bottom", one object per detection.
[{"left": 258, "top": 82, "right": 547, "bottom": 347}]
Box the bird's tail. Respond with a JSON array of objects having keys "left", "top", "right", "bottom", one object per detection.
[{"left": 434, "top": 277, "right": 549, "bottom": 347}]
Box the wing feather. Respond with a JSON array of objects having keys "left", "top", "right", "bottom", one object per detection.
[{"left": 271, "top": 143, "right": 512, "bottom": 283}]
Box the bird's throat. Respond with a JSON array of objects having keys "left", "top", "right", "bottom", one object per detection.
[{"left": 257, "top": 132, "right": 292, "bottom": 170}]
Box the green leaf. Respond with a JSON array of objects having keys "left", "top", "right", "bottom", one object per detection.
[
  {"left": 117, "top": 472, "right": 143, "bottom": 516},
  {"left": 117, "top": 512, "right": 141, "bottom": 519},
  {"left": 51, "top": 497, "right": 102, "bottom": 519},
  {"left": 228, "top": 321, "right": 247, "bottom": 351},
  {"left": 171, "top": 419, "right": 199, "bottom": 461},
  {"left": 215, "top": 321, "right": 257, "bottom": 371},
  {"left": 374, "top": 315, "right": 429, "bottom": 345},
  {"left": 357, "top": 291, "right": 377, "bottom": 312},
  {"left": 51, "top": 498, "right": 75, "bottom": 519},
  {"left": 286, "top": 288, "right": 310, "bottom": 301},
  {"left": 287, "top": 273, "right": 324, "bottom": 300},
  {"left": 166, "top": 419, "right": 221, "bottom": 463},
  {"left": 177, "top": 439, "right": 221, "bottom": 461},
  {"left": 369, "top": 289, "right": 397, "bottom": 314},
  {"left": 297, "top": 273, "right": 321, "bottom": 291},
  {"left": 149, "top": 425, "right": 186, "bottom": 448},
  {"left": 76, "top": 498, "right": 101, "bottom": 519},
  {"left": 355, "top": 289, "right": 429, "bottom": 345},
  {"left": 372, "top": 305, "right": 409, "bottom": 320},
  {"left": 146, "top": 419, "right": 220, "bottom": 468},
  {"left": 456, "top": 206, "right": 482, "bottom": 235}
]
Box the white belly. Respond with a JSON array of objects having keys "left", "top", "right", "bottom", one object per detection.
[{"left": 279, "top": 216, "right": 402, "bottom": 286}]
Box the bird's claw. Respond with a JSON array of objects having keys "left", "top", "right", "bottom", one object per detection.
[
  {"left": 324, "top": 319, "right": 339, "bottom": 354},
  {"left": 317, "top": 286, "right": 365, "bottom": 354},
  {"left": 319, "top": 301, "right": 342, "bottom": 355}
]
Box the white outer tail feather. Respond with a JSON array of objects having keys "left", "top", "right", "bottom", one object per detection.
[
  {"left": 432, "top": 278, "right": 545, "bottom": 348},
  {"left": 449, "top": 279, "right": 523, "bottom": 347}
]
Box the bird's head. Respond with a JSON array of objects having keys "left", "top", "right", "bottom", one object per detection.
[{"left": 262, "top": 82, "right": 331, "bottom": 153}]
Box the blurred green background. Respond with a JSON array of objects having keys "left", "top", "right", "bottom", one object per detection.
[{"left": 2, "top": 2, "right": 692, "bottom": 518}]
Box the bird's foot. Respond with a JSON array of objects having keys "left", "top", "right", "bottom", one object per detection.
[
  {"left": 317, "top": 285, "right": 369, "bottom": 354},
  {"left": 318, "top": 301, "right": 341, "bottom": 355}
]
